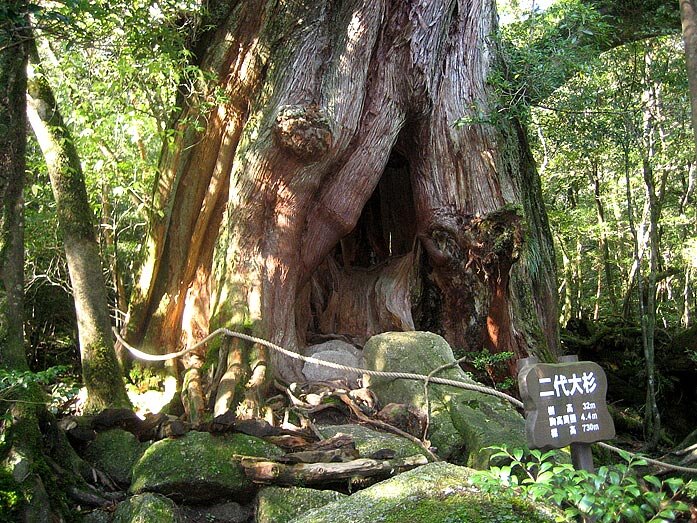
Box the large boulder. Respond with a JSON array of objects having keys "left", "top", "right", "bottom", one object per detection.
[
  {"left": 129, "top": 431, "right": 282, "bottom": 502},
  {"left": 83, "top": 429, "right": 149, "bottom": 486},
  {"left": 289, "top": 462, "right": 558, "bottom": 523},
  {"left": 256, "top": 486, "right": 346, "bottom": 523},
  {"left": 112, "top": 493, "right": 182, "bottom": 523},
  {"left": 303, "top": 340, "right": 365, "bottom": 386},
  {"left": 363, "top": 331, "right": 526, "bottom": 467}
]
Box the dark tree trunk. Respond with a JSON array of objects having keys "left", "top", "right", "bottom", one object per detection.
[
  {"left": 591, "top": 160, "right": 616, "bottom": 311},
  {"left": 0, "top": 5, "right": 54, "bottom": 520},
  {"left": 0, "top": 2, "right": 28, "bottom": 374},
  {"left": 681, "top": 0, "right": 697, "bottom": 156}
]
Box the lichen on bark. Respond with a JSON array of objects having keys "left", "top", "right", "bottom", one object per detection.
[{"left": 27, "top": 47, "right": 131, "bottom": 412}]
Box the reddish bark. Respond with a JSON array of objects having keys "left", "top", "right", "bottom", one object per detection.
[{"left": 125, "top": 0, "right": 560, "bottom": 389}]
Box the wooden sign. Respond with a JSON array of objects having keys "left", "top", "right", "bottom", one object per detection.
[{"left": 518, "top": 358, "right": 615, "bottom": 450}]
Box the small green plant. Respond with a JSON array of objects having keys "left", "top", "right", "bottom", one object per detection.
[
  {"left": 0, "top": 469, "right": 24, "bottom": 523},
  {"left": 469, "top": 446, "right": 692, "bottom": 522},
  {"left": 127, "top": 362, "right": 166, "bottom": 393},
  {"left": 459, "top": 350, "right": 516, "bottom": 391}
]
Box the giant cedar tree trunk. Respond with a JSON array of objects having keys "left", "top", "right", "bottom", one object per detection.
[{"left": 125, "top": 0, "right": 560, "bottom": 385}]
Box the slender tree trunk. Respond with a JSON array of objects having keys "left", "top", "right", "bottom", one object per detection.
[
  {"left": 0, "top": 6, "right": 55, "bottom": 520},
  {"left": 641, "top": 158, "right": 661, "bottom": 448},
  {"left": 684, "top": 266, "right": 694, "bottom": 327},
  {"left": 100, "top": 178, "right": 128, "bottom": 327},
  {"left": 575, "top": 237, "right": 583, "bottom": 318},
  {"left": 681, "top": 0, "right": 697, "bottom": 156},
  {"left": 591, "top": 161, "right": 616, "bottom": 310},
  {"left": 96, "top": 144, "right": 130, "bottom": 327},
  {"left": 26, "top": 47, "right": 130, "bottom": 412},
  {"left": 680, "top": 0, "right": 697, "bottom": 329},
  {"left": 0, "top": 11, "right": 27, "bottom": 374},
  {"left": 640, "top": 70, "right": 662, "bottom": 448},
  {"left": 556, "top": 235, "right": 574, "bottom": 326}
]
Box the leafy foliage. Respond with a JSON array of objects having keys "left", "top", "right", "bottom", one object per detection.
[
  {"left": 0, "top": 365, "right": 78, "bottom": 416},
  {"left": 492, "top": 1, "right": 696, "bottom": 330},
  {"left": 532, "top": 34, "right": 696, "bottom": 327},
  {"left": 470, "top": 446, "right": 694, "bottom": 522},
  {"left": 456, "top": 0, "right": 613, "bottom": 128},
  {"left": 459, "top": 349, "right": 517, "bottom": 391},
  {"left": 23, "top": 0, "right": 204, "bottom": 356}
]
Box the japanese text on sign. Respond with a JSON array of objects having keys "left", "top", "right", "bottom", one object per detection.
[
  {"left": 538, "top": 372, "right": 597, "bottom": 398},
  {"left": 518, "top": 360, "right": 615, "bottom": 450}
]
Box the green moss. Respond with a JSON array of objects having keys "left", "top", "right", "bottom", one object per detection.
[
  {"left": 0, "top": 468, "right": 23, "bottom": 522},
  {"left": 113, "top": 493, "right": 181, "bottom": 523},
  {"left": 379, "top": 492, "right": 555, "bottom": 523},
  {"left": 364, "top": 332, "right": 526, "bottom": 466},
  {"left": 290, "top": 462, "right": 558, "bottom": 523},
  {"left": 318, "top": 425, "right": 427, "bottom": 459},
  {"left": 130, "top": 431, "right": 282, "bottom": 502},
  {"left": 81, "top": 340, "right": 132, "bottom": 412},
  {"left": 257, "top": 486, "right": 346, "bottom": 523},
  {"left": 84, "top": 429, "right": 148, "bottom": 486}
]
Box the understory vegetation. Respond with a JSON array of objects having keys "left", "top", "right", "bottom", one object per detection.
[{"left": 471, "top": 446, "right": 696, "bottom": 523}]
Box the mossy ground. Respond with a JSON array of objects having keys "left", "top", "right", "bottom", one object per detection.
[
  {"left": 290, "top": 462, "right": 558, "bottom": 523},
  {"left": 113, "top": 493, "right": 181, "bottom": 523},
  {"left": 376, "top": 491, "right": 556, "bottom": 523},
  {"left": 83, "top": 429, "right": 148, "bottom": 486}
]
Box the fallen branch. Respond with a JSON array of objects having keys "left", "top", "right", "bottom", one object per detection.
[{"left": 240, "top": 455, "right": 428, "bottom": 486}]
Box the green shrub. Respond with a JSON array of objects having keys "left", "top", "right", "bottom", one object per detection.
[
  {"left": 469, "top": 446, "right": 693, "bottom": 522},
  {"left": 0, "top": 365, "right": 77, "bottom": 418}
]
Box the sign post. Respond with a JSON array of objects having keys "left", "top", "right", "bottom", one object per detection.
[{"left": 517, "top": 356, "right": 615, "bottom": 473}]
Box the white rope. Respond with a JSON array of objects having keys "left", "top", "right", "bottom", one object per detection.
[
  {"left": 114, "top": 327, "right": 697, "bottom": 475},
  {"left": 113, "top": 327, "right": 522, "bottom": 406}
]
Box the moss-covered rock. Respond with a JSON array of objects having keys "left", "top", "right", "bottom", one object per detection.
[
  {"left": 256, "top": 486, "right": 346, "bottom": 523},
  {"left": 83, "top": 429, "right": 148, "bottom": 486},
  {"left": 289, "top": 462, "right": 558, "bottom": 523},
  {"left": 363, "top": 331, "right": 526, "bottom": 467},
  {"left": 113, "top": 493, "right": 181, "bottom": 523},
  {"left": 129, "top": 431, "right": 282, "bottom": 502},
  {"left": 318, "top": 424, "right": 427, "bottom": 459}
]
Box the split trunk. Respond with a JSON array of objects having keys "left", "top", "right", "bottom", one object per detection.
[{"left": 124, "top": 0, "right": 560, "bottom": 391}]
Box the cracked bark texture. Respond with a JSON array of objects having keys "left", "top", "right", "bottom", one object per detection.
[{"left": 124, "top": 0, "right": 560, "bottom": 386}]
